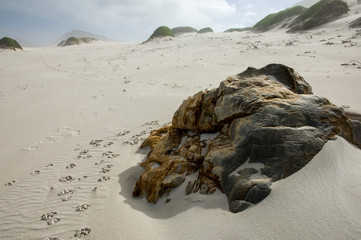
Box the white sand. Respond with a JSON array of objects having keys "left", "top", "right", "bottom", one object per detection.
[{"left": 1, "top": 8, "right": 361, "bottom": 240}]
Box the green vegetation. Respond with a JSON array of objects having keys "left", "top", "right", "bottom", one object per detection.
[
  {"left": 197, "top": 27, "right": 213, "bottom": 34},
  {"left": 58, "top": 36, "right": 97, "bottom": 47},
  {"left": 252, "top": 6, "right": 306, "bottom": 32},
  {"left": 171, "top": 26, "right": 197, "bottom": 35},
  {"left": 224, "top": 27, "right": 251, "bottom": 33},
  {"left": 148, "top": 26, "right": 174, "bottom": 41},
  {"left": 0, "top": 37, "right": 23, "bottom": 50},
  {"left": 288, "top": 0, "right": 349, "bottom": 32}
]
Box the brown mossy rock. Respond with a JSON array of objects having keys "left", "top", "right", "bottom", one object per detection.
[{"left": 133, "top": 63, "right": 361, "bottom": 211}]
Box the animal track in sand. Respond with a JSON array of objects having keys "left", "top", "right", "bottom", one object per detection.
[
  {"left": 4, "top": 180, "right": 16, "bottom": 186},
  {"left": 98, "top": 176, "right": 110, "bottom": 182},
  {"left": 95, "top": 159, "right": 105, "bottom": 165},
  {"left": 76, "top": 149, "right": 92, "bottom": 159},
  {"left": 59, "top": 175, "right": 75, "bottom": 183},
  {"left": 100, "top": 164, "right": 113, "bottom": 173},
  {"left": 102, "top": 151, "right": 119, "bottom": 159},
  {"left": 22, "top": 128, "right": 80, "bottom": 151},
  {"left": 76, "top": 203, "right": 91, "bottom": 212},
  {"left": 41, "top": 211, "right": 60, "bottom": 225},
  {"left": 57, "top": 187, "right": 81, "bottom": 196},
  {"left": 90, "top": 140, "right": 103, "bottom": 147},
  {"left": 77, "top": 176, "right": 88, "bottom": 181},
  {"left": 62, "top": 196, "right": 72, "bottom": 201},
  {"left": 44, "top": 236, "right": 60, "bottom": 240},
  {"left": 66, "top": 163, "right": 76, "bottom": 169},
  {"left": 116, "top": 130, "right": 130, "bottom": 137},
  {"left": 74, "top": 227, "right": 91, "bottom": 238}
]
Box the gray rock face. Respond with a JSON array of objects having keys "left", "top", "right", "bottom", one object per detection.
[{"left": 133, "top": 64, "right": 361, "bottom": 213}]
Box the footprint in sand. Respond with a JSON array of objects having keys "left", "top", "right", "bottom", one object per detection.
[
  {"left": 77, "top": 176, "right": 88, "bottom": 181},
  {"left": 102, "top": 151, "right": 119, "bottom": 159},
  {"left": 44, "top": 237, "right": 60, "bottom": 240},
  {"left": 58, "top": 175, "right": 75, "bottom": 183},
  {"left": 103, "top": 141, "right": 113, "bottom": 147},
  {"left": 90, "top": 139, "right": 103, "bottom": 147},
  {"left": 76, "top": 149, "right": 92, "bottom": 159},
  {"left": 74, "top": 227, "right": 91, "bottom": 238},
  {"left": 95, "top": 160, "right": 105, "bottom": 165},
  {"left": 58, "top": 187, "right": 81, "bottom": 196},
  {"left": 101, "top": 164, "right": 113, "bottom": 173},
  {"left": 62, "top": 196, "right": 72, "bottom": 202},
  {"left": 65, "top": 163, "right": 76, "bottom": 169},
  {"left": 116, "top": 130, "right": 130, "bottom": 137},
  {"left": 41, "top": 211, "right": 60, "bottom": 225},
  {"left": 5, "top": 180, "right": 16, "bottom": 186},
  {"left": 76, "top": 203, "right": 91, "bottom": 212},
  {"left": 98, "top": 176, "right": 110, "bottom": 182}
]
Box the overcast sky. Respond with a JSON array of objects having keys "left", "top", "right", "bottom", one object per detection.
[{"left": 0, "top": 0, "right": 303, "bottom": 46}]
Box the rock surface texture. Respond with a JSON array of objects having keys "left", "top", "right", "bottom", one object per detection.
[{"left": 132, "top": 64, "right": 361, "bottom": 213}]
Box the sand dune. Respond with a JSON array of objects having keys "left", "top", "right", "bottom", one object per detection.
[{"left": 1, "top": 6, "right": 361, "bottom": 239}]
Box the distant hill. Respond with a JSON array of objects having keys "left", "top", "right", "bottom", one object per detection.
[
  {"left": 252, "top": 0, "right": 349, "bottom": 33},
  {"left": 58, "top": 37, "right": 97, "bottom": 47},
  {"left": 224, "top": 27, "right": 252, "bottom": 33},
  {"left": 57, "top": 30, "right": 109, "bottom": 43},
  {"left": 0, "top": 37, "right": 23, "bottom": 50},
  {"left": 198, "top": 27, "right": 213, "bottom": 34},
  {"left": 253, "top": 6, "right": 306, "bottom": 32},
  {"left": 171, "top": 26, "right": 197, "bottom": 36}
]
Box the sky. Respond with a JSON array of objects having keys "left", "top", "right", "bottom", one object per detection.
[{"left": 0, "top": 0, "right": 304, "bottom": 46}]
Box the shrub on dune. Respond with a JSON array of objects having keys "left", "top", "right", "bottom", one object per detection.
[{"left": 0, "top": 37, "right": 23, "bottom": 50}]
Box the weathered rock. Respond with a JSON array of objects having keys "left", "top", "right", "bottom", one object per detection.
[
  {"left": 229, "top": 200, "right": 252, "bottom": 213},
  {"left": 133, "top": 64, "right": 361, "bottom": 212},
  {"left": 245, "top": 183, "right": 272, "bottom": 204},
  {"left": 162, "top": 173, "right": 185, "bottom": 188}
]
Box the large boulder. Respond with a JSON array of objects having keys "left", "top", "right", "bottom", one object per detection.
[{"left": 133, "top": 64, "right": 361, "bottom": 212}]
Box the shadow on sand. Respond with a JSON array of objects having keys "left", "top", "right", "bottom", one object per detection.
[{"left": 118, "top": 149, "right": 228, "bottom": 219}]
